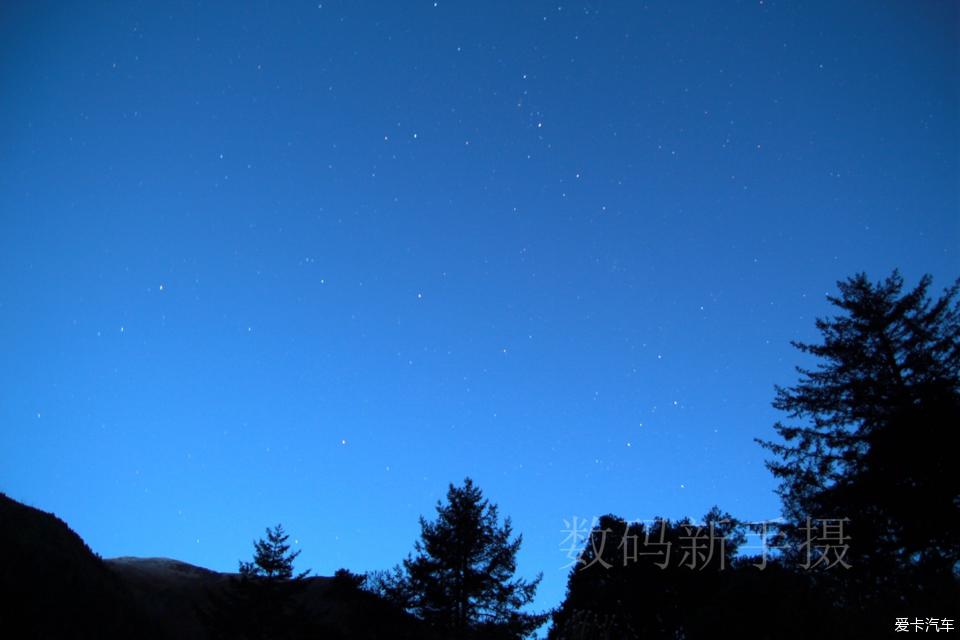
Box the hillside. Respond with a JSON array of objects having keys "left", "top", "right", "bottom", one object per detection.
[
  {"left": 0, "top": 492, "right": 146, "bottom": 639},
  {"left": 0, "top": 493, "right": 431, "bottom": 639}
]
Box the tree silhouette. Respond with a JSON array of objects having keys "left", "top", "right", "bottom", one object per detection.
[
  {"left": 239, "top": 523, "right": 309, "bottom": 580},
  {"left": 548, "top": 510, "right": 841, "bottom": 640},
  {"left": 374, "top": 478, "right": 546, "bottom": 639},
  {"left": 756, "top": 270, "right": 960, "bottom": 616},
  {"left": 205, "top": 524, "right": 312, "bottom": 640},
  {"left": 550, "top": 510, "right": 743, "bottom": 640}
]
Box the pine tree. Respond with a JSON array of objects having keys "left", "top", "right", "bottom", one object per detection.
[
  {"left": 756, "top": 270, "right": 960, "bottom": 614},
  {"left": 239, "top": 524, "right": 309, "bottom": 580},
  {"left": 376, "top": 478, "right": 546, "bottom": 639},
  {"left": 205, "top": 524, "right": 311, "bottom": 640}
]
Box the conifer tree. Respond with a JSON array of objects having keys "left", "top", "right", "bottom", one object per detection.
[
  {"left": 205, "top": 524, "right": 311, "bottom": 640},
  {"left": 757, "top": 270, "right": 959, "bottom": 613},
  {"left": 375, "top": 478, "right": 546, "bottom": 639},
  {"left": 239, "top": 524, "right": 309, "bottom": 580}
]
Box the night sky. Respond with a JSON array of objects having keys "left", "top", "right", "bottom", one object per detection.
[{"left": 1, "top": 0, "right": 957, "bottom": 618}]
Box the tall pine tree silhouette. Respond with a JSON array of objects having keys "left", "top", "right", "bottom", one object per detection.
[
  {"left": 375, "top": 478, "right": 546, "bottom": 639},
  {"left": 757, "top": 270, "right": 960, "bottom": 617}
]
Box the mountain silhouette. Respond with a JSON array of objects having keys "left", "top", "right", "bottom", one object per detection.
[{"left": 0, "top": 492, "right": 433, "bottom": 639}]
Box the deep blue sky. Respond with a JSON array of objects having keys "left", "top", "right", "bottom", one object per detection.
[{"left": 1, "top": 0, "right": 957, "bottom": 619}]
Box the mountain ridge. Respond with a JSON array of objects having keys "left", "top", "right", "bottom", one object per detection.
[{"left": 0, "top": 492, "right": 432, "bottom": 639}]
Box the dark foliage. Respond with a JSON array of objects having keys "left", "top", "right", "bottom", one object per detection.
[
  {"left": 548, "top": 510, "right": 845, "bottom": 639},
  {"left": 204, "top": 524, "right": 312, "bottom": 640},
  {"left": 756, "top": 271, "right": 960, "bottom": 618},
  {"left": 549, "top": 508, "right": 824, "bottom": 640},
  {"left": 549, "top": 271, "right": 958, "bottom": 639},
  {"left": 371, "top": 477, "right": 547, "bottom": 639},
  {"left": 239, "top": 523, "right": 309, "bottom": 580}
]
